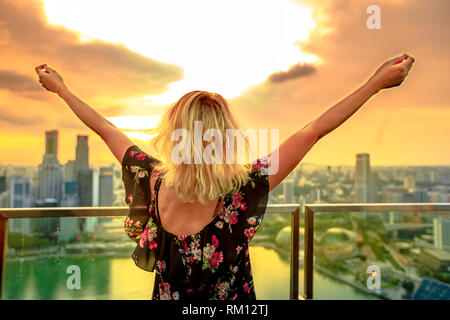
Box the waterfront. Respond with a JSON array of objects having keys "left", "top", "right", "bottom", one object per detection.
[{"left": 3, "top": 246, "right": 377, "bottom": 300}]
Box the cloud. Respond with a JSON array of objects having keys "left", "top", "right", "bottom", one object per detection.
[
  {"left": 0, "top": 0, "right": 184, "bottom": 100},
  {"left": 0, "top": 111, "right": 46, "bottom": 126},
  {"left": 0, "top": 70, "right": 41, "bottom": 93},
  {"left": 268, "top": 63, "right": 316, "bottom": 83}
]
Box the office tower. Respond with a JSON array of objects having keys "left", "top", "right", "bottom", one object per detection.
[
  {"left": 78, "top": 169, "right": 93, "bottom": 206},
  {"left": 355, "top": 153, "right": 373, "bottom": 203},
  {"left": 37, "top": 155, "right": 63, "bottom": 204},
  {"left": 413, "top": 188, "right": 429, "bottom": 203},
  {"left": 283, "top": 180, "right": 294, "bottom": 204},
  {"left": 75, "top": 135, "right": 89, "bottom": 174},
  {"left": 434, "top": 217, "right": 450, "bottom": 252},
  {"left": 64, "top": 160, "right": 76, "bottom": 181},
  {"left": 404, "top": 175, "right": 416, "bottom": 190},
  {"left": 0, "top": 174, "right": 6, "bottom": 193},
  {"left": 9, "top": 175, "right": 32, "bottom": 208},
  {"left": 37, "top": 130, "right": 63, "bottom": 204},
  {"left": 61, "top": 180, "right": 79, "bottom": 207},
  {"left": 370, "top": 172, "right": 379, "bottom": 203},
  {"left": 99, "top": 166, "right": 114, "bottom": 206},
  {"left": 92, "top": 167, "right": 100, "bottom": 207},
  {"left": 45, "top": 129, "right": 58, "bottom": 159}
]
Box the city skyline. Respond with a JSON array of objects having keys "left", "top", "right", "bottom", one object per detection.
[{"left": 0, "top": 0, "right": 449, "bottom": 166}]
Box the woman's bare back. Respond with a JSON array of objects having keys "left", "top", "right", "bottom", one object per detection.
[{"left": 149, "top": 174, "right": 224, "bottom": 237}]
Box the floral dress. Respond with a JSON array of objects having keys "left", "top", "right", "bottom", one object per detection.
[{"left": 122, "top": 145, "right": 269, "bottom": 300}]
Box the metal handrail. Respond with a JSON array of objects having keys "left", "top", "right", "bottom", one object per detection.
[
  {"left": 0, "top": 204, "right": 300, "bottom": 300},
  {"left": 303, "top": 202, "right": 450, "bottom": 300}
]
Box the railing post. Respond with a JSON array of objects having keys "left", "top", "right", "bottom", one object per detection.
[
  {"left": 290, "top": 207, "right": 300, "bottom": 300},
  {"left": 0, "top": 214, "right": 7, "bottom": 300},
  {"left": 304, "top": 205, "right": 314, "bottom": 299}
]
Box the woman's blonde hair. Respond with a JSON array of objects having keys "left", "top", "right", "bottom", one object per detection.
[{"left": 150, "top": 90, "right": 253, "bottom": 204}]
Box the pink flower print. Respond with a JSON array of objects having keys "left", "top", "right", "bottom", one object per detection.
[
  {"left": 172, "top": 291, "right": 180, "bottom": 300},
  {"left": 127, "top": 194, "right": 133, "bottom": 204},
  {"left": 232, "top": 192, "right": 242, "bottom": 206},
  {"left": 129, "top": 150, "right": 137, "bottom": 157},
  {"left": 156, "top": 260, "right": 166, "bottom": 273},
  {"left": 245, "top": 248, "right": 249, "bottom": 257},
  {"left": 148, "top": 240, "right": 158, "bottom": 250},
  {"left": 211, "top": 235, "right": 219, "bottom": 248},
  {"left": 247, "top": 217, "right": 257, "bottom": 225},
  {"left": 130, "top": 166, "right": 140, "bottom": 173},
  {"left": 243, "top": 282, "right": 250, "bottom": 294},
  {"left": 228, "top": 213, "right": 238, "bottom": 225},
  {"left": 209, "top": 251, "right": 223, "bottom": 268},
  {"left": 136, "top": 153, "right": 147, "bottom": 161},
  {"left": 159, "top": 282, "right": 170, "bottom": 290},
  {"left": 125, "top": 218, "right": 132, "bottom": 226},
  {"left": 183, "top": 241, "right": 189, "bottom": 253},
  {"left": 252, "top": 157, "right": 267, "bottom": 171},
  {"left": 232, "top": 192, "right": 247, "bottom": 211},
  {"left": 139, "top": 226, "right": 149, "bottom": 248},
  {"left": 148, "top": 205, "right": 153, "bottom": 214},
  {"left": 230, "top": 293, "right": 238, "bottom": 300},
  {"left": 178, "top": 234, "right": 187, "bottom": 241},
  {"left": 236, "top": 246, "right": 242, "bottom": 255},
  {"left": 244, "top": 227, "right": 255, "bottom": 241}
]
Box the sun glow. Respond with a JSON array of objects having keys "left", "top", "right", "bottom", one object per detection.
[{"left": 43, "top": 0, "right": 319, "bottom": 138}]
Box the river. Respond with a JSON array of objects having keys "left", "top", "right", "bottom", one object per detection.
[{"left": 3, "top": 246, "right": 378, "bottom": 300}]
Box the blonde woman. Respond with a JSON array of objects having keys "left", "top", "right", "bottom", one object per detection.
[{"left": 34, "top": 53, "right": 414, "bottom": 300}]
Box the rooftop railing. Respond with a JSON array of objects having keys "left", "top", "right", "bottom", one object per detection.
[{"left": 1, "top": 203, "right": 449, "bottom": 300}]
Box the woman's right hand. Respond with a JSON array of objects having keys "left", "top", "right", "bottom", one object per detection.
[{"left": 367, "top": 53, "right": 415, "bottom": 92}]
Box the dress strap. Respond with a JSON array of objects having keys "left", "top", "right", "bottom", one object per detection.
[{"left": 154, "top": 174, "right": 163, "bottom": 225}]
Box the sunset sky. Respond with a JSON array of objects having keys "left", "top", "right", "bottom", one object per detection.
[{"left": 0, "top": 0, "right": 449, "bottom": 166}]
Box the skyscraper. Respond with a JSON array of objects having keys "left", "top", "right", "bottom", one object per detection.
[
  {"left": 77, "top": 169, "right": 93, "bottom": 206},
  {"left": 45, "top": 129, "right": 58, "bottom": 159},
  {"left": 355, "top": 153, "right": 373, "bottom": 203},
  {"left": 434, "top": 217, "right": 450, "bottom": 253},
  {"left": 37, "top": 130, "right": 63, "bottom": 204},
  {"left": 75, "top": 135, "right": 89, "bottom": 174},
  {"left": 9, "top": 175, "right": 32, "bottom": 208},
  {"left": 99, "top": 166, "right": 114, "bottom": 206}
]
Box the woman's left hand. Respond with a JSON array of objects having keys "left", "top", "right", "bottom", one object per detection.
[{"left": 35, "top": 64, "right": 67, "bottom": 95}]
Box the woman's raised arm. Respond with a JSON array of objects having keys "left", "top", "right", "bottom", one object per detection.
[
  {"left": 267, "top": 53, "right": 414, "bottom": 192},
  {"left": 35, "top": 64, "right": 134, "bottom": 164}
]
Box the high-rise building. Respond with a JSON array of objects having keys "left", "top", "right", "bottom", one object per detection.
[
  {"left": 78, "top": 169, "right": 93, "bottom": 206},
  {"left": 404, "top": 175, "right": 416, "bottom": 190},
  {"left": 99, "top": 166, "right": 114, "bottom": 206},
  {"left": 64, "top": 160, "right": 76, "bottom": 182},
  {"left": 9, "top": 175, "right": 32, "bottom": 208},
  {"left": 0, "top": 174, "right": 6, "bottom": 193},
  {"left": 75, "top": 135, "right": 89, "bottom": 174},
  {"left": 434, "top": 217, "right": 450, "bottom": 253},
  {"left": 61, "top": 180, "right": 79, "bottom": 207},
  {"left": 45, "top": 129, "right": 58, "bottom": 159},
  {"left": 37, "top": 130, "right": 63, "bottom": 204},
  {"left": 355, "top": 153, "right": 373, "bottom": 203},
  {"left": 413, "top": 188, "right": 429, "bottom": 203}
]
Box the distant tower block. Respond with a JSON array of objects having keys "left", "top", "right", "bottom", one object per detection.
[{"left": 355, "top": 153, "right": 372, "bottom": 203}]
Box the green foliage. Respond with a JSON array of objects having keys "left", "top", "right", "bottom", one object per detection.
[{"left": 8, "top": 233, "right": 51, "bottom": 250}]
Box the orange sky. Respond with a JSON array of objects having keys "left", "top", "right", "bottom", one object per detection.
[{"left": 0, "top": 0, "right": 449, "bottom": 166}]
